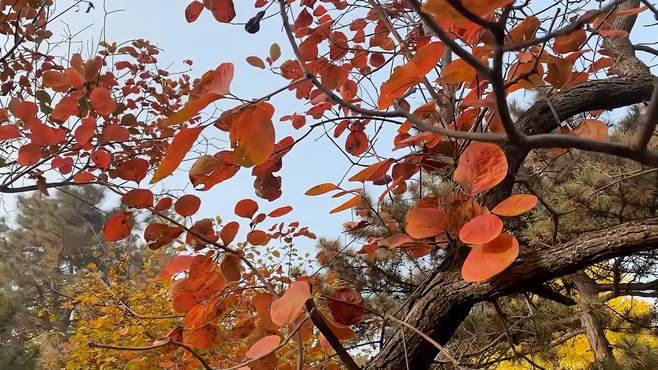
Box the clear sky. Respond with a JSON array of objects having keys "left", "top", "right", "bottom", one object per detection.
[{"left": 41, "top": 0, "right": 365, "bottom": 243}]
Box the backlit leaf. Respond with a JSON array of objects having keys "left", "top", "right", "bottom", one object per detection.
[
  {"left": 270, "top": 281, "right": 311, "bottom": 326},
  {"left": 453, "top": 142, "right": 508, "bottom": 196},
  {"left": 459, "top": 213, "right": 503, "bottom": 245},
  {"left": 103, "top": 212, "right": 133, "bottom": 241},
  {"left": 405, "top": 207, "right": 448, "bottom": 239},
  {"left": 246, "top": 335, "right": 281, "bottom": 359},
  {"left": 461, "top": 233, "right": 519, "bottom": 282},
  {"left": 305, "top": 183, "right": 337, "bottom": 196},
  {"left": 492, "top": 194, "right": 538, "bottom": 217},
  {"left": 330, "top": 195, "right": 361, "bottom": 214},
  {"left": 151, "top": 126, "right": 204, "bottom": 183},
  {"left": 121, "top": 189, "right": 154, "bottom": 209}
]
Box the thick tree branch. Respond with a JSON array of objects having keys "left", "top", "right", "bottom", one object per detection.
[{"left": 368, "top": 217, "right": 658, "bottom": 369}]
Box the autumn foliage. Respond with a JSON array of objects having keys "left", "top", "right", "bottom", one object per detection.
[{"left": 0, "top": 0, "right": 657, "bottom": 368}]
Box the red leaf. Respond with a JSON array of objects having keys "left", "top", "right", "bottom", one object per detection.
[
  {"left": 459, "top": 213, "right": 503, "bottom": 245},
  {"left": 453, "top": 142, "right": 508, "bottom": 196},
  {"left": 91, "top": 150, "right": 111, "bottom": 169},
  {"left": 90, "top": 87, "right": 117, "bottom": 116},
  {"left": 235, "top": 198, "right": 259, "bottom": 218},
  {"left": 270, "top": 281, "right": 311, "bottom": 326},
  {"left": 144, "top": 223, "right": 185, "bottom": 250},
  {"left": 553, "top": 28, "right": 586, "bottom": 54},
  {"left": 121, "top": 189, "right": 154, "bottom": 209},
  {"left": 206, "top": 0, "right": 236, "bottom": 23},
  {"left": 247, "top": 230, "right": 269, "bottom": 246},
  {"left": 268, "top": 206, "right": 293, "bottom": 218},
  {"left": 17, "top": 144, "right": 41, "bottom": 166},
  {"left": 220, "top": 221, "right": 240, "bottom": 245},
  {"left": 345, "top": 130, "right": 368, "bottom": 156},
  {"left": 0, "top": 125, "right": 21, "bottom": 140},
  {"left": 159, "top": 255, "right": 196, "bottom": 280},
  {"left": 492, "top": 194, "right": 538, "bottom": 217},
  {"left": 151, "top": 126, "right": 204, "bottom": 183},
  {"left": 155, "top": 197, "right": 173, "bottom": 211},
  {"left": 74, "top": 117, "right": 96, "bottom": 145},
  {"left": 405, "top": 207, "right": 448, "bottom": 239},
  {"left": 461, "top": 233, "right": 519, "bottom": 282},
  {"left": 328, "top": 287, "right": 365, "bottom": 325},
  {"left": 116, "top": 158, "right": 148, "bottom": 183},
  {"left": 220, "top": 253, "right": 242, "bottom": 281},
  {"left": 185, "top": 1, "right": 204, "bottom": 22},
  {"left": 572, "top": 119, "right": 608, "bottom": 141},
  {"left": 229, "top": 102, "right": 276, "bottom": 167},
  {"left": 175, "top": 194, "right": 201, "bottom": 217},
  {"left": 103, "top": 212, "right": 133, "bottom": 241}
]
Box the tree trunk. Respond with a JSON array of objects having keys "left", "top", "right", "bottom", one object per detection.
[{"left": 573, "top": 271, "right": 615, "bottom": 366}]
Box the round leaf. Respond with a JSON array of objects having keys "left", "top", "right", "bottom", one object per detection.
[{"left": 459, "top": 213, "right": 503, "bottom": 245}]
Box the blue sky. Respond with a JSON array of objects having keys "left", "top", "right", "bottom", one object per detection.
[{"left": 49, "top": 0, "right": 359, "bottom": 242}]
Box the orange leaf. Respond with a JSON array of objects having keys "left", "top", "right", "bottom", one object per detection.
[
  {"left": 116, "top": 158, "right": 148, "bottom": 183},
  {"left": 185, "top": 1, "right": 204, "bottom": 22},
  {"left": 423, "top": 0, "right": 514, "bottom": 25},
  {"left": 246, "top": 335, "right": 281, "bottom": 359},
  {"left": 121, "top": 189, "right": 154, "bottom": 209},
  {"left": 572, "top": 119, "right": 608, "bottom": 141},
  {"left": 441, "top": 59, "right": 477, "bottom": 84},
  {"left": 230, "top": 101, "right": 275, "bottom": 167},
  {"left": 269, "top": 206, "right": 293, "bottom": 218},
  {"left": 405, "top": 207, "right": 447, "bottom": 239},
  {"left": 90, "top": 87, "right": 117, "bottom": 116},
  {"left": 220, "top": 253, "right": 242, "bottom": 281},
  {"left": 175, "top": 194, "right": 201, "bottom": 217},
  {"left": 507, "top": 16, "right": 540, "bottom": 46},
  {"left": 17, "top": 143, "right": 41, "bottom": 166},
  {"left": 270, "top": 281, "right": 311, "bottom": 326},
  {"left": 0, "top": 125, "right": 21, "bottom": 140},
  {"left": 144, "top": 223, "right": 185, "bottom": 250},
  {"left": 599, "top": 29, "right": 629, "bottom": 39},
  {"left": 159, "top": 255, "right": 195, "bottom": 280},
  {"left": 305, "top": 183, "right": 337, "bottom": 196},
  {"left": 459, "top": 213, "right": 503, "bottom": 245},
  {"left": 74, "top": 117, "right": 96, "bottom": 145},
  {"left": 220, "top": 221, "right": 240, "bottom": 245},
  {"left": 453, "top": 142, "right": 508, "bottom": 196},
  {"left": 103, "top": 211, "right": 133, "bottom": 241},
  {"left": 378, "top": 42, "right": 444, "bottom": 108},
  {"left": 235, "top": 198, "right": 259, "bottom": 218},
  {"left": 492, "top": 194, "right": 538, "bottom": 217},
  {"left": 349, "top": 159, "right": 393, "bottom": 182},
  {"left": 151, "top": 126, "right": 204, "bottom": 183},
  {"left": 553, "top": 28, "right": 586, "bottom": 54},
  {"left": 247, "top": 230, "right": 269, "bottom": 246},
  {"left": 461, "top": 233, "right": 519, "bottom": 282},
  {"left": 330, "top": 195, "right": 361, "bottom": 214},
  {"left": 163, "top": 63, "right": 233, "bottom": 126}
]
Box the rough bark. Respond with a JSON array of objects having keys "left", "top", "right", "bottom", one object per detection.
[
  {"left": 572, "top": 271, "right": 615, "bottom": 365},
  {"left": 367, "top": 218, "right": 658, "bottom": 369}
]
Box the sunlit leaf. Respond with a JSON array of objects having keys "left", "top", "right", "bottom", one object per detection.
[
  {"left": 461, "top": 233, "right": 519, "bottom": 282},
  {"left": 270, "top": 281, "right": 311, "bottom": 326},
  {"left": 459, "top": 213, "right": 503, "bottom": 245},
  {"left": 492, "top": 194, "right": 538, "bottom": 217},
  {"left": 151, "top": 126, "right": 204, "bottom": 184},
  {"left": 453, "top": 142, "right": 508, "bottom": 196}
]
